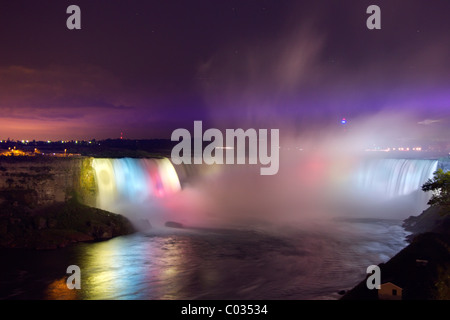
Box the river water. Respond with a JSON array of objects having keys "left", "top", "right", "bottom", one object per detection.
[
  {"left": 2, "top": 156, "right": 434, "bottom": 300},
  {"left": 0, "top": 218, "right": 409, "bottom": 300}
]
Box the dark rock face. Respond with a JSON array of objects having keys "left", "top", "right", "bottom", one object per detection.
[
  {"left": 48, "top": 218, "right": 58, "bottom": 228},
  {"left": 0, "top": 201, "right": 135, "bottom": 250},
  {"left": 0, "top": 157, "right": 133, "bottom": 250},
  {"left": 0, "top": 158, "right": 77, "bottom": 206},
  {"left": 341, "top": 232, "right": 450, "bottom": 300},
  {"left": 0, "top": 157, "right": 97, "bottom": 208},
  {"left": 35, "top": 217, "right": 47, "bottom": 230},
  {"left": 342, "top": 205, "right": 450, "bottom": 300},
  {"left": 165, "top": 221, "right": 183, "bottom": 229},
  {"left": 403, "top": 206, "right": 450, "bottom": 241}
]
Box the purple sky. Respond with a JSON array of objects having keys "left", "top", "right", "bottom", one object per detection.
[{"left": 0, "top": 0, "right": 449, "bottom": 141}]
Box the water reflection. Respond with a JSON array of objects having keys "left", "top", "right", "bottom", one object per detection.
[
  {"left": 45, "top": 278, "right": 78, "bottom": 300},
  {"left": 17, "top": 219, "right": 409, "bottom": 300},
  {"left": 79, "top": 235, "right": 157, "bottom": 299}
]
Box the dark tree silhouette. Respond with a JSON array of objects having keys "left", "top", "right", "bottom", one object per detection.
[{"left": 422, "top": 168, "right": 450, "bottom": 215}]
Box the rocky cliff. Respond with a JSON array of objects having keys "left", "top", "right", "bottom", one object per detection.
[
  {"left": 0, "top": 157, "right": 97, "bottom": 208},
  {"left": 0, "top": 157, "right": 134, "bottom": 250}
]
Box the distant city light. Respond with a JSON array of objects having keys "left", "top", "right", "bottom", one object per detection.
[
  {"left": 365, "top": 146, "right": 423, "bottom": 153},
  {"left": 341, "top": 118, "right": 347, "bottom": 125}
]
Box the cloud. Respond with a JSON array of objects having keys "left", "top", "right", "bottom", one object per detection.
[
  {"left": 193, "top": 3, "right": 450, "bottom": 140},
  {"left": 196, "top": 22, "right": 326, "bottom": 129},
  {"left": 418, "top": 119, "right": 442, "bottom": 125},
  {"left": 0, "top": 64, "right": 154, "bottom": 139},
  {"left": 0, "top": 65, "right": 134, "bottom": 114}
]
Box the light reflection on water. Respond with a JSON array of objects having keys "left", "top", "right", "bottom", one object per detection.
[
  {"left": 0, "top": 219, "right": 409, "bottom": 300},
  {"left": 45, "top": 277, "right": 77, "bottom": 300}
]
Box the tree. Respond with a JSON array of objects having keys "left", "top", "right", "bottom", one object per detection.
[{"left": 422, "top": 168, "right": 450, "bottom": 215}]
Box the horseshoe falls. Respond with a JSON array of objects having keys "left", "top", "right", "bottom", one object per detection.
[
  {"left": 355, "top": 159, "right": 438, "bottom": 199},
  {"left": 349, "top": 158, "right": 438, "bottom": 218},
  {"left": 89, "top": 157, "right": 438, "bottom": 223},
  {"left": 2, "top": 156, "right": 440, "bottom": 300}
]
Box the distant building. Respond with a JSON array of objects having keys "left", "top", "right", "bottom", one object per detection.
[
  {"left": 0, "top": 147, "right": 80, "bottom": 157},
  {"left": 0, "top": 148, "right": 30, "bottom": 156},
  {"left": 378, "top": 282, "right": 403, "bottom": 300}
]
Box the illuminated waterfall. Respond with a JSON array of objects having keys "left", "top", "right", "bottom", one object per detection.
[
  {"left": 355, "top": 159, "right": 438, "bottom": 199},
  {"left": 348, "top": 158, "right": 438, "bottom": 217},
  {"left": 91, "top": 158, "right": 181, "bottom": 215},
  {"left": 90, "top": 157, "right": 439, "bottom": 223}
]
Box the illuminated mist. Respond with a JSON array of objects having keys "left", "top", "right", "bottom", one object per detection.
[
  {"left": 89, "top": 14, "right": 445, "bottom": 231},
  {"left": 89, "top": 133, "right": 437, "bottom": 232},
  {"left": 166, "top": 127, "right": 438, "bottom": 230}
]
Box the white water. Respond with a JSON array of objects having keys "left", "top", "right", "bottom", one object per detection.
[
  {"left": 348, "top": 158, "right": 438, "bottom": 218},
  {"left": 355, "top": 159, "right": 438, "bottom": 199},
  {"left": 1, "top": 157, "right": 438, "bottom": 300},
  {"left": 90, "top": 157, "right": 438, "bottom": 224},
  {"left": 91, "top": 158, "right": 181, "bottom": 227}
]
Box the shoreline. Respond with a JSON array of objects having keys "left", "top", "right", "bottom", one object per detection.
[
  {"left": 0, "top": 199, "right": 135, "bottom": 250},
  {"left": 341, "top": 206, "right": 450, "bottom": 300}
]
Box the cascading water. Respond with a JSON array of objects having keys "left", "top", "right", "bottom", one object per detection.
[
  {"left": 91, "top": 158, "right": 181, "bottom": 225},
  {"left": 349, "top": 158, "right": 438, "bottom": 218},
  {"left": 355, "top": 159, "right": 438, "bottom": 199},
  {"left": 90, "top": 157, "right": 438, "bottom": 225},
  {"left": 3, "top": 157, "right": 440, "bottom": 299}
]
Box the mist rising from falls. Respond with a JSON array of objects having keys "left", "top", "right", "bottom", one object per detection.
[
  {"left": 177, "top": 155, "right": 438, "bottom": 225},
  {"left": 89, "top": 156, "right": 438, "bottom": 229}
]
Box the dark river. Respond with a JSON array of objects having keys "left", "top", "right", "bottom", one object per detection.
[{"left": 0, "top": 218, "right": 409, "bottom": 300}]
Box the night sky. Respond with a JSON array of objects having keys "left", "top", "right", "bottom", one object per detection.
[{"left": 0, "top": 0, "right": 449, "bottom": 141}]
